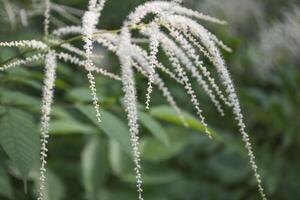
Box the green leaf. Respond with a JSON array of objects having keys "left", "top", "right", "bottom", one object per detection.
[
  {"left": 109, "top": 140, "right": 180, "bottom": 184},
  {"left": 67, "top": 88, "right": 116, "bottom": 105},
  {"left": 1, "top": 90, "right": 40, "bottom": 109},
  {"left": 122, "top": 170, "right": 180, "bottom": 185},
  {"left": 138, "top": 111, "right": 170, "bottom": 146},
  {"left": 0, "top": 109, "right": 40, "bottom": 183},
  {"left": 109, "top": 140, "right": 133, "bottom": 176},
  {"left": 150, "top": 105, "right": 220, "bottom": 140},
  {"left": 50, "top": 120, "right": 97, "bottom": 135},
  {"left": 207, "top": 149, "right": 248, "bottom": 185},
  {"left": 50, "top": 107, "right": 98, "bottom": 135},
  {"left": 50, "top": 106, "right": 98, "bottom": 135},
  {"left": 51, "top": 107, "right": 75, "bottom": 120},
  {"left": 0, "top": 166, "right": 13, "bottom": 199},
  {"left": 140, "top": 128, "right": 189, "bottom": 162},
  {"left": 81, "top": 137, "right": 109, "bottom": 200},
  {"left": 76, "top": 105, "right": 132, "bottom": 155},
  {"left": 67, "top": 88, "right": 95, "bottom": 103},
  {"left": 5, "top": 76, "right": 42, "bottom": 90}
]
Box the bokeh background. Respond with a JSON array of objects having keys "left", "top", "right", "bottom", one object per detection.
[{"left": 0, "top": 0, "right": 300, "bottom": 199}]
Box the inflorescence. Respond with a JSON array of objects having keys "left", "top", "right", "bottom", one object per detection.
[{"left": 0, "top": 0, "right": 267, "bottom": 200}]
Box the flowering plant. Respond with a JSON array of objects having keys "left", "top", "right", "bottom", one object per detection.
[{"left": 0, "top": 0, "right": 267, "bottom": 199}]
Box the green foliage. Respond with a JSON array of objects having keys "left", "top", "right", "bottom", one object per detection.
[
  {"left": 150, "top": 105, "right": 220, "bottom": 140},
  {"left": 50, "top": 108, "right": 98, "bottom": 135},
  {"left": 138, "top": 111, "right": 170, "bottom": 146},
  {"left": 81, "top": 137, "right": 109, "bottom": 200},
  {"left": 0, "top": 166, "right": 13, "bottom": 199},
  {"left": 0, "top": 108, "right": 39, "bottom": 183},
  {"left": 140, "top": 128, "right": 189, "bottom": 162},
  {"left": 77, "top": 105, "right": 132, "bottom": 155},
  {"left": 1, "top": 90, "right": 40, "bottom": 109},
  {"left": 108, "top": 140, "right": 133, "bottom": 177}
]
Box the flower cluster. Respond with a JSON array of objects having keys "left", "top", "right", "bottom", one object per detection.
[
  {"left": 0, "top": 1, "right": 267, "bottom": 200},
  {"left": 38, "top": 51, "right": 57, "bottom": 200},
  {"left": 0, "top": 40, "right": 48, "bottom": 50},
  {"left": 82, "top": 0, "right": 108, "bottom": 124},
  {"left": 118, "top": 27, "right": 144, "bottom": 199}
]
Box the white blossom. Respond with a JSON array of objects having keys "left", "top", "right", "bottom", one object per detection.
[
  {"left": 96, "top": 33, "right": 188, "bottom": 127},
  {"left": 133, "top": 61, "right": 187, "bottom": 126},
  {"left": 61, "top": 43, "right": 87, "bottom": 58},
  {"left": 95, "top": 33, "right": 118, "bottom": 52},
  {"left": 95, "top": 32, "right": 186, "bottom": 119},
  {"left": 56, "top": 52, "right": 121, "bottom": 81},
  {"left": 145, "top": 27, "right": 159, "bottom": 109},
  {"left": 86, "top": 65, "right": 102, "bottom": 123},
  {"left": 125, "top": 3, "right": 266, "bottom": 198},
  {"left": 161, "top": 13, "right": 266, "bottom": 199},
  {"left": 164, "top": 46, "right": 212, "bottom": 138},
  {"left": 82, "top": 11, "right": 98, "bottom": 60},
  {"left": 53, "top": 26, "right": 83, "bottom": 37},
  {"left": 44, "top": 0, "right": 51, "bottom": 37},
  {"left": 0, "top": 53, "right": 45, "bottom": 71},
  {"left": 117, "top": 27, "right": 143, "bottom": 200},
  {"left": 129, "top": 45, "right": 187, "bottom": 126},
  {"left": 126, "top": 1, "right": 227, "bottom": 27},
  {"left": 179, "top": 29, "right": 232, "bottom": 107},
  {"left": 154, "top": 24, "right": 226, "bottom": 115},
  {"left": 37, "top": 51, "right": 57, "bottom": 200},
  {"left": 82, "top": 0, "right": 107, "bottom": 123},
  {"left": 0, "top": 40, "right": 48, "bottom": 50}
]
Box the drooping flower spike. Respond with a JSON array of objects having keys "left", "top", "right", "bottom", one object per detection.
[
  {"left": 38, "top": 51, "right": 57, "bottom": 200},
  {"left": 145, "top": 28, "right": 159, "bottom": 110},
  {"left": 44, "top": 0, "right": 51, "bottom": 37},
  {"left": 0, "top": 53, "right": 45, "bottom": 72},
  {"left": 82, "top": 0, "right": 108, "bottom": 123},
  {"left": 117, "top": 26, "right": 144, "bottom": 200},
  {"left": 0, "top": 40, "right": 48, "bottom": 50}
]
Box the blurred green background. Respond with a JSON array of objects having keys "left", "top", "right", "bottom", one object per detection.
[{"left": 0, "top": 0, "right": 300, "bottom": 199}]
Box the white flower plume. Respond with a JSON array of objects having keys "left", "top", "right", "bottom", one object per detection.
[
  {"left": 44, "top": 0, "right": 51, "bottom": 37},
  {"left": 82, "top": 0, "right": 108, "bottom": 123},
  {"left": 0, "top": 40, "right": 48, "bottom": 50},
  {"left": 145, "top": 27, "right": 159, "bottom": 109},
  {"left": 37, "top": 51, "right": 57, "bottom": 200},
  {"left": 118, "top": 27, "right": 143, "bottom": 200},
  {"left": 0, "top": 1, "right": 268, "bottom": 200}
]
